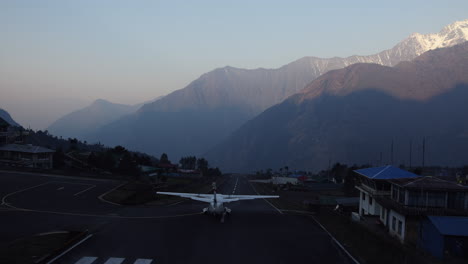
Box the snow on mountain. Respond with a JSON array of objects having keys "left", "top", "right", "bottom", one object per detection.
[{"left": 300, "top": 19, "right": 468, "bottom": 75}]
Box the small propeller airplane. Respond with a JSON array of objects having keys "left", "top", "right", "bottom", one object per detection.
[{"left": 157, "top": 182, "right": 279, "bottom": 222}]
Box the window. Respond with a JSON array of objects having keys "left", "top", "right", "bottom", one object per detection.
[
  {"left": 362, "top": 192, "right": 365, "bottom": 201},
  {"left": 369, "top": 196, "right": 373, "bottom": 205},
  {"left": 398, "top": 188, "right": 405, "bottom": 204},
  {"left": 448, "top": 192, "right": 465, "bottom": 209},
  {"left": 407, "top": 190, "right": 425, "bottom": 207},
  {"left": 397, "top": 220, "right": 402, "bottom": 236},
  {"left": 427, "top": 191, "right": 446, "bottom": 208},
  {"left": 392, "top": 216, "right": 396, "bottom": 231},
  {"left": 392, "top": 186, "right": 398, "bottom": 200}
]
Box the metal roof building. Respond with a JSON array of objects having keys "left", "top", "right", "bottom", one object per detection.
[
  {"left": 0, "top": 144, "right": 54, "bottom": 169},
  {"left": 419, "top": 216, "right": 468, "bottom": 259},
  {"left": 428, "top": 216, "right": 468, "bottom": 237},
  {"left": 354, "top": 165, "right": 421, "bottom": 180},
  {"left": 0, "top": 144, "right": 54, "bottom": 153}
]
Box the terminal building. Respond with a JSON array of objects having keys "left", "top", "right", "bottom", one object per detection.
[{"left": 354, "top": 165, "right": 468, "bottom": 259}]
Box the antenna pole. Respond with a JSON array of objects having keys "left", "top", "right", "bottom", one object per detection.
[
  {"left": 391, "top": 139, "right": 394, "bottom": 165},
  {"left": 422, "top": 137, "right": 426, "bottom": 170},
  {"left": 409, "top": 139, "right": 412, "bottom": 169}
]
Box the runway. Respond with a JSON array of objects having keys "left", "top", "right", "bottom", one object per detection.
[{"left": 0, "top": 171, "right": 354, "bottom": 264}]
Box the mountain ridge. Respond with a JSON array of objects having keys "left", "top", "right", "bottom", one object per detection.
[
  {"left": 87, "top": 20, "right": 468, "bottom": 160},
  {"left": 206, "top": 42, "right": 468, "bottom": 172},
  {"left": 0, "top": 108, "right": 21, "bottom": 127}
]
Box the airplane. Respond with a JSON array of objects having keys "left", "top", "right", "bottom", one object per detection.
[{"left": 157, "top": 182, "right": 279, "bottom": 222}]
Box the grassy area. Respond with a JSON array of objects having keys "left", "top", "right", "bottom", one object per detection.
[
  {"left": 103, "top": 181, "right": 155, "bottom": 205},
  {"left": 0, "top": 231, "right": 85, "bottom": 264}
]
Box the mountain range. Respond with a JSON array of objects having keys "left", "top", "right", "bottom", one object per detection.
[
  {"left": 207, "top": 42, "right": 468, "bottom": 171},
  {"left": 47, "top": 97, "right": 164, "bottom": 140},
  {"left": 0, "top": 108, "right": 20, "bottom": 127},
  {"left": 55, "top": 19, "right": 468, "bottom": 163}
]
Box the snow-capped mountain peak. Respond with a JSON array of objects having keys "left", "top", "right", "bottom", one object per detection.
[{"left": 407, "top": 19, "right": 468, "bottom": 55}]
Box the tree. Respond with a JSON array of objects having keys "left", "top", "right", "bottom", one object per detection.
[
  {"left": 343, "top": 166, "right": 359, "bottom": 196},
  {"left": 160, "top": 153, "right": 170, "bottom": 164},
  {"left": 53, "top": 147, "right": 66, "bottom": 168},
  {"left": 331, "top": 163, "right": 347, "bottom": 183},
  {"left": 113, "top": 145, "right": 127, "bottom": 154},
  {"left": 179, "top": 156, "right": 197, "bottom": 170},
  {"left": 118, "top": 152, "right": 139, "bottom": 179},
  {"left": 197, "top": 158, "right": 209, "bottom": 174}
]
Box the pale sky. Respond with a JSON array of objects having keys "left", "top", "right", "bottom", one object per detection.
[{"left": 1, "top": 0, "right": 467, "bottom": 129}]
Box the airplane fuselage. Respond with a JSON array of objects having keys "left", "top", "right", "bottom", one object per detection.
[{"left": 205, "top": 201, "right": 226, "bottom": 215}]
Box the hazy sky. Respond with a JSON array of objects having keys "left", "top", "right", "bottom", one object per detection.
[{"left": 1, "top": 0, "right": 467, "bottom": 129}]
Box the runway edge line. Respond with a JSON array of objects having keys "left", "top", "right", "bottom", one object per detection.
[
  {"left": 45, "top": 233, "right": 94, "bottom": 264},
  {"left": 309, "top": 216, "right": 361, "bottom": 264}
]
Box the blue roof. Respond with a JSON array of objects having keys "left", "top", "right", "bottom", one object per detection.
[
  {"left": 428, "top": 216, "right": 468, "bottom": 236},
  {"left": 354, "top": 165, "right": 420, "bottom": 180}
]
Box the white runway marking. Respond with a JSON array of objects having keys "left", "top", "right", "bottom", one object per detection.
[
  {"left": 232, "top": 176, "right": 239, "bottom": 194},
  {"left": 103, "top": 257, "right": 125, "bottom": 264},
  {"left": 74, "top": 256, "right": 97, "bottom": 264},
  {"left": 310, "top": 216, "right": 361, "bottom": 264},
  {"left": 46, "top": 234, "right": 94, "bottom": 264},
  {"left": 57, "top": 187, "right": 64, "bottom": 191},
  {"left": 74, "top": 185, "right": 96, "bottom": 196},
  {"left": 1, "top": 182, "right": 50, "bottom": 205},
  {"left": 72, "top": 257, "right": 154, "bottom": 264},
  {"left": 98, "top": 183, "right": 127, "bottom": 206},
  {"left": 247, "top": 179, "right": 283, "bottom": 214},
  {"left": 134, "top": 259, "right": 153, "bottom": 264}
]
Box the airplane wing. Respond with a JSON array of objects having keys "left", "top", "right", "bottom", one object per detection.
[
  {"left": 218, "top": 194, "right": 279, "bottom": 203},
  {"left": 157, "top": 192, "right": 213, "bottom": 203}
]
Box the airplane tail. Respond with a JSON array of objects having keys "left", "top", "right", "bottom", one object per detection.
[{"left": 212, "top": 182, "right": 217, "bottom": 203}]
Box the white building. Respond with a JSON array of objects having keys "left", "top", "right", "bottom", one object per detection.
[
  {"left": 354, "top": 165, "right": 420, "bottom": 242},
  {"left": 355, "top": 166, "right": 468, "bottom": 243}
]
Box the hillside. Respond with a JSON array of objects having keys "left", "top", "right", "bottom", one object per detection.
[
  {"left": 0, "top": 108, "right": 21, "bottom": 127},
  {"left": 48, "top": 99, "right": 142, "bottom": 139}
]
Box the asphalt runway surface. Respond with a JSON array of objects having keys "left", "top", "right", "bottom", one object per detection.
[{"left": 0, "top": 170, "right": 354, "bottom": 264}]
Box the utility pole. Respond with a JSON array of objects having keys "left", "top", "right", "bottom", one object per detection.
[
  {"left": 422, "top": 137, "right": 426, "bottom": 170},
  {"left": 391, "top": 139, "right": 394, "bottom": 165},
  {"left": 409, "top": 139, "right": 412, "bottom": 169}
]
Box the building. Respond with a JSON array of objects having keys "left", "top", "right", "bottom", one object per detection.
[
  {"left": 354, "top": 165, "right": 420, "bottom": 217},
  {"left": 419, "top": 216, "right": 468, "bottom": 259},
  {"left": 377, "top": 176, "right": 468, "bottom": 243},
  {"left": 354, "top": 165, "right": 468, "bottom": 244},
  {"left": 0, "top": 144, "right": 54, "bottom": 169}
]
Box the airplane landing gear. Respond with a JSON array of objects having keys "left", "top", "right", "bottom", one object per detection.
[{"left": 221, "top": 211, "right": 226, "bottom": 223}]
